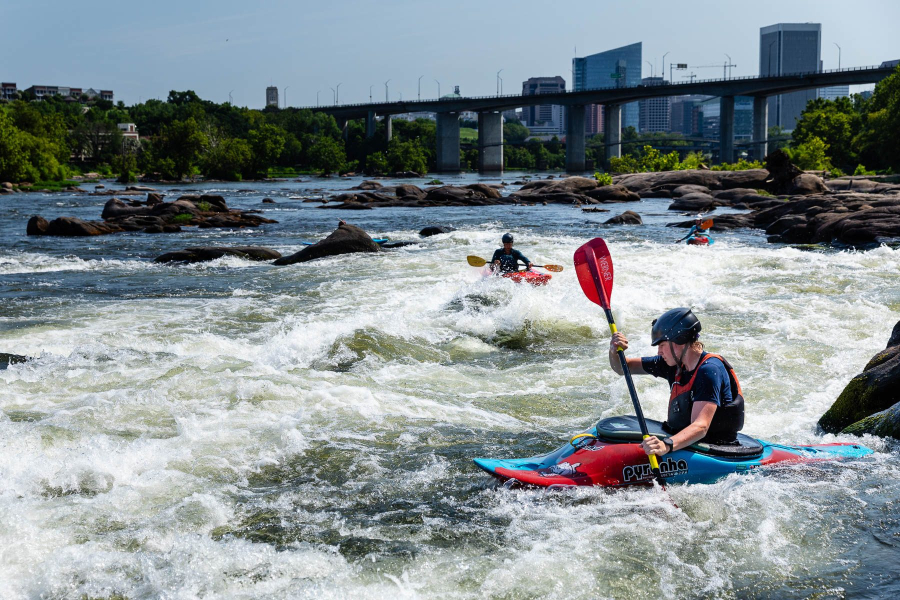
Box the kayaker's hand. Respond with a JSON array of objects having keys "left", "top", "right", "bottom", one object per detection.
[
  {"left": 642, "top": 436, "right": 668, "bottom": 457},
  {"left": 527, "top": 262, "right": 533, "bottom": 270},
  {"left": 610, "top": 332, "right": 628, "bottom": 352}
]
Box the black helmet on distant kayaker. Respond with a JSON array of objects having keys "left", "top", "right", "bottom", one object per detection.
[
  {"left": 501, "top": 233, "right": 514, "bottom": 244},
  {"left": 650, "top": 307, "right": 701, "bottom": 346}
]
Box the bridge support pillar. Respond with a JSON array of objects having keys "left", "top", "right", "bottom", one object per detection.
[
  {"left": 478, "top": 111, "right": 504, "bottom": 173},
  {"left": 366, "top": 111, "right": 376, "bottom": 138},
  {"left": 753, "top": 96, "right": 768, "bottom": 161},
  {"left": 436, "top": 112, "right": 460, "bottom": 173},
  {"left": 719, "top": 96, "right": 735, "bottom": 164},
  {"left": 385, "top": 115, "right": 393, "bottom": 142},
  {"left": 604, "top": 104, "right": 622, "bottom": 168},
  {"left": 565, "top": 104, "right": 586, "bottom": 172}
]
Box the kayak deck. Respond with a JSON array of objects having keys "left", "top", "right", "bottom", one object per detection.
[{"left": 474, "top": 416, "right": 872, "bottom": 487}]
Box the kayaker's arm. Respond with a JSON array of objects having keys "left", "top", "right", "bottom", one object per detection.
[
  {"left": 642, "top": 401, "right": 717, "bottom": 456},
  {"left": 608, "top": 332, "right": 647, "bottom": 376},
  {"left": 675, "top": 225, "right": 697, "bottom": 243}
]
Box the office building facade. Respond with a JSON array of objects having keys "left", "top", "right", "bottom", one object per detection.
[
  {"left": 669, "top": 95, "right": 710, "bottom": 136},
  {"left": 638, "top": 77, "right": 670, "bottom": 133},
  {"left": 573, "top": 42, "right": 641, "bottom": 132},
  {"left": 760, "top": 23, "right": 821, "bottom": 130},
  {"left": 266, "top": 86, "right": 279, "bottom": 107},
  {"left": 521, "top": 76, "right": 566, "bottom": 134},
  {"left": 818, "top": 85, "right": 849, "bottom": 101}
]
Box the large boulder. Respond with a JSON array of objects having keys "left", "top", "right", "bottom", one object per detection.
[
  {"left": 788, "top": 173, "right": 828, "bottom": 195},
  {"left": 604, "top": 210, "right": 643, "bottom": 225},
  {"left": 273, "top": 222, "right": 381, "bottom": 265},
  {"left": 819, "top": 320, "right": 900, "bottom": 435},
  {"left": 585, "top": 185, "right": 641, "bottom": 202},
  {"left": 764, "top": 150, "right": 803, "bottom": 194},
  {"left": 668, "top": 192, "right": 721, "bottom": 212},
  {"left": 154, "top": 247, "right": 282, "bottom": 264},
  {"left": 27, "top": 216, "right": 123, "bottom": 236},
  {"left": 841, "top": 403, "right": 900, "bottom": 439}
]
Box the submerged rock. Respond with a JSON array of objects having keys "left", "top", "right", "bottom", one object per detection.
[
  {"left": 274, "top": 222, "right": 381, "bottom": 265},
  {"left": 419, "top": 226, "right": 456, "bottom": 237},
  {"left": 819, "top": 320, "right": 900, "bottom": 436},
  {"left": 1, "top": 352, "right": 29, "bottom": 369},
  {"left": 154, "top": 247, "right": 282, "bottom": 264}
]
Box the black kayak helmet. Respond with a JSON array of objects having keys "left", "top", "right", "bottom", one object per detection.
[
  {"left": 501, "top": 233, "right": 514, "bottom": 244},
  {"left": 650, "top": 307, "right": 701, "bottom": 346}
]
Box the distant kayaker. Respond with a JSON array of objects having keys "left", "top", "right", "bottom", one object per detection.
[
  {"left": 608, "top": 308, "right": 745, "bottom": 457},
  {"left": 676, "top": 215, "right": 712, "bottom": 245},
  {"left": 491, "top": 233, "right": 533, "bottom": 274}
]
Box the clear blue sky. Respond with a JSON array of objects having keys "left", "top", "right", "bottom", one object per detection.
[{"left": 3, "top": 0, "right": 898, "bottom": 108}]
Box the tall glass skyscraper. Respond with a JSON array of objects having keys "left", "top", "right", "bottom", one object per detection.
[
  {"left": 573, "top": 42, "right": 642, "bottom": 132},
  {"left": 759, "top": 23, "right": 821, "bottom": 130}
]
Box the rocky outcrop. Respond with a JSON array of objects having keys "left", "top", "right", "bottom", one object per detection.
[
  {"left": 154, "top": 247, "right": 282, "bottom": 264},
  {"left": 756, "top": 195, "right": 900, "bottom": 244},
  {"left": 764, "top": 150, "right": 803, "bottom": 194},
  {"left": 324, "top": 184, "right": 506, "bottom": 208},
  {"left": 819, "top": 320, "right": 900, "bottom": 438},
  {"left": 419, "top": 226, "right": 456, "bottom": 237},
  {"left": 29, "top": 195, "right": 276, "bottom": 236},
  {"left": 273, "top": 222, "right": 381, "bottom": 265},
  {"left": 613, "top": 169, "right": 770, "bottom": 193},
  {"left": 668, "top": 192, "right": 721, "bottom": 212},
  {"left": 604, "top": 210, "right": 643, "bottom": 225}
]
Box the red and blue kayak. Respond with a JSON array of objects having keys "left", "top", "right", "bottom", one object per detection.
[{"left": 474, "top": 415, "right": 872, "bottom": 487}]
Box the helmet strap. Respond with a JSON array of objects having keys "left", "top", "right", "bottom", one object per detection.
[{"left": 670, "top": 340, "right": 690, "bottom": 379}]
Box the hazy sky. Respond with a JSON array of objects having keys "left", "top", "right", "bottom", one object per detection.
[{"left": 3, "top": 0, "right": 898, "bottom": 108}]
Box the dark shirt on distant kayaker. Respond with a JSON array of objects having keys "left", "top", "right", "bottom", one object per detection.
[
  {"left": 640, "top": 353, "right": 733, "bottom": 407},
  {"left": 491, "top": 248, "right": 530, "bottom": 273}
]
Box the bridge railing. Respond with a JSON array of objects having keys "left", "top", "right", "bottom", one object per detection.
[{"left": 298, "top": 65, "right": 887, "bottom": 110}]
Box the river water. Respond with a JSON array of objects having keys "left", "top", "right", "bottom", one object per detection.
[{"left": 1, "top": 174, "right": 899, "bottom": 599}]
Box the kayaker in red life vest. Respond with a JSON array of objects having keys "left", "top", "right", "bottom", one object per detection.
[
  {"left": 608, "top": 308, "right": 745, "bottom": 457},
  {"left": 491, "top": 233, "right": 533, "bottom": 273}
]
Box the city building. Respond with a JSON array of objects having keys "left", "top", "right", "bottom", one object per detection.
[
  {"left": 521, "top": 76, "right": 566, "bottom": 135},
  {"left": 697, "top": 96, "right": 754, "bottom": 144},
  {"left": 818, "top": 85, "right": 849, "bottom": 101},
  {"left": 585, "top": 104, "right": 603, "bottom": 135},
  {"left": 638, "top": 77, "right": 670, "bottom": 133},
  {"left": 117, "top": 123, "right": 140, "bottom": 143},
  {"left": 21, "top": 85, "right": 113, "bottom": 102},
  {"left": 1, "top": 82, "right": 17, "bottom": 100},
  {"left": 760, "top": 23, "right": 821, "bottom": 130},
  {"left": 669, "top": 95, "right": 710, "bottom": 136},
  {"left": 266, "top": 86, "right": 278, "bottom": 107},
  {"left": 573, "top": 42, "right": 642, "bottom": 132}
]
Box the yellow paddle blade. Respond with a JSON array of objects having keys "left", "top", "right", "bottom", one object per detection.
[
  {"left": 541, "top": 264, "right": 564, "bottom": 272},
  {"left": 467, "top": 255, "right": 487, "bottom": 267}
]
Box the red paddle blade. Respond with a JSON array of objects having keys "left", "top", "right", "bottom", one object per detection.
[{"left": 574, "top": 238, "right": 614, "bottom": 309}]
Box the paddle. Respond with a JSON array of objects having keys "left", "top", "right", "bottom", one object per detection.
[
  {"left": 573, "top": 238, "right": 666, "bottom": 487},
  {"left": 466, "top": 255, "right": 564, "bottom": 272}
]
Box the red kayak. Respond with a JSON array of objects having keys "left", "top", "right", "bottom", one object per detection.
[
  {"left": 687, "top": 236, "right": 710, "bottom": 246},
  {"left": 502, "top": 270, "right": 552, "bottom": 286}
]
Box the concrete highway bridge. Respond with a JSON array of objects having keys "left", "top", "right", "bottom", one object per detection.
[{"left": 301, "top": 65, "right": 895, "bottom": 173}]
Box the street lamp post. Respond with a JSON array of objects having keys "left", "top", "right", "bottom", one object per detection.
[
  {"left": 336, "top": 83, "right": 342, "bottom": 104},
  {"left": 369, "top": 85, "right": 373, "bottom": 102},
  {"left": 384, "top": 79, "right": 390, "bottom": 102},
  {"left": 435, "top": 80, "right": 440, "bottom": 98},
  {"left": 645, "top": 61, "right": 654, "bottom": 78},
  {"left": 284, "top": 86, "right": 289, "bottom": 108},
  {"left": 330, "top": 88, "right": 336, "bottom": 105},
  {"left": 418, "top": 75, "right": 423, "bottom": 100},
  {"left": 496, "top": 69, "right": 503, "bottom": 95},
  {"left": 662, "top": 51, "right": 669, "bottom": 81},
  {"left": 834, "top": 42, "right": 841, "bottom": 70},
  {"left": 228, "top": 90, "right": 233, "bottom": 104}
]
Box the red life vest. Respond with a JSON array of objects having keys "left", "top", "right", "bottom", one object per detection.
[{"left": 665, "top": 352, "right": 745, "bottom": 444}]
